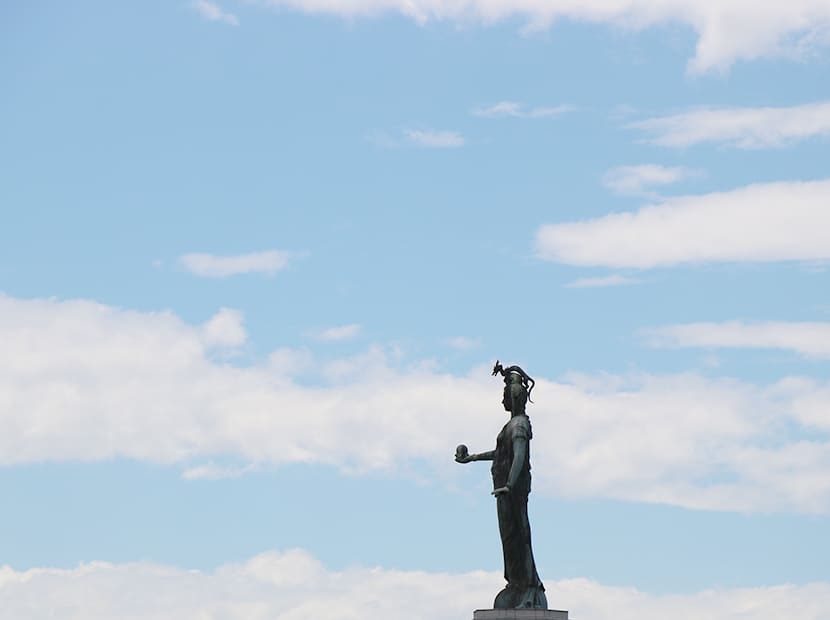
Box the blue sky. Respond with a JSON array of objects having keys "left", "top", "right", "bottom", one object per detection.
[{"left": 2, "top": 2, "right": 830, "bottom": 618}]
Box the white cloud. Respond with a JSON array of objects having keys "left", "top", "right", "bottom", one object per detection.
[
  {"left": 0, "top": 550, "right": 490, "bottom": 620},
  {"left": 629, "top": 101, "right": 830, "bottom": 148},
  {"left": 535, "top": 179, "right": 830, "bottom": 269},
  {"left": 179, "top": 250, "right": 291, "bottom": 277},
  {"left": 1, "top": 549, "right": 829, "bottom": 620},
  {"left": 182, "top": 462, "right": 258, "bottom": 479},
  {"left": 3, "top": 294, "right": 830, "bottom": 513},
  {"left": 473, "top": 101, "right": 523, "bottom": 117},
  {"left": 191, "top": 0, "right": 239, "bottom": 26},
  {"left": 258, "top": 1, "right": 830, "bottom": 73},
  {"left": 372, "top": 128, "right": 466, "bottom": 149},
  {"left": 315, "top": 323, "right": 362, "bottom": 342},
  {"left": 643, "top": 321, "right": 830, "bottom": 359},
  {"left": 565, "top": 275, "right": 640, "bottom": 288},
  {"left": 602, "top": 164, "right": 700, "bottom": 196},
  {"left": 201, "top": 307, "right": 247, "bottom": 348},
  {"left": 447, "top": 336, "right": 481, "bottom": 349},
  {"left": 472, "top": 101, "right": 574, "bottom": 119},
  {"left": 404, "top": 129, "right": 465, "bottom": 148}
]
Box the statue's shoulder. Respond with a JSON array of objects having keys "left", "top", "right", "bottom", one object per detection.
[{"left": 508, "top": 414, "right": 532, "bottom": 440}]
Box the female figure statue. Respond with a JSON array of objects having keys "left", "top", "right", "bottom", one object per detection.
[{"left": 456, "top": 361, "right": 548, "bottom": 610}]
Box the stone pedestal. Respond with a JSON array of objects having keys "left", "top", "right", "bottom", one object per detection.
[{"left": 473, "top": 609, "right": 568, "bottom": 620}]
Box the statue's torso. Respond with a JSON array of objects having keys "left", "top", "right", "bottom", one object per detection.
[{"left": 491, "top": 414, "right": 532, "bottom": 495}]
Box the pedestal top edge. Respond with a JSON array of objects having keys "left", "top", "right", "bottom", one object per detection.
[{"left": 472, "top": 609, "right": 568, "bottom": 620}]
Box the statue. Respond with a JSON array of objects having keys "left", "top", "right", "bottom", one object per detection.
[{"left": 456, "top": 361, "right": 548, "bottom": 610}]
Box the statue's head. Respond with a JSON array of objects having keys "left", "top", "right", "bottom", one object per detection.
[
  {"left": 502, "top": 376, "right": 528, "bottom": 414},
  {"left": 492, "top": 361, "right": 534, "bottom": 415}
]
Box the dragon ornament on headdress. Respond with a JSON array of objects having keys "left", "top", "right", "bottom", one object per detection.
[{"left": 491, "top": 360, "right": 535, "bottom": 403}]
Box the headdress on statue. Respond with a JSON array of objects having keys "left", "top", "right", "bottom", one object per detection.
[{"left": 491, "top": 360, "right": 535, "bottom": 403}]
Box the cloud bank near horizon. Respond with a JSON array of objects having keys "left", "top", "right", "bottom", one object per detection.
[{"left": 1, "top": 548, "right": 828, "bottom": 620}]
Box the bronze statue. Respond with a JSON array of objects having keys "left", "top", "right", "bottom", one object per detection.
[{"left": 456, "top": 361, "right": 547, "bottom": 610}]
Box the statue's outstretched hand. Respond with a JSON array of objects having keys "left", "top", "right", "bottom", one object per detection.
[{"left": 455, "top": 444, "right": 473, "bottom": 463}]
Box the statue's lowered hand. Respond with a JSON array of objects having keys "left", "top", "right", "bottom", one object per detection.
[
  {"left": 455, "top": 444, "right": 473, "bottom": 463},
  {"left": 491, "top": 486, "right": 510, "bottom": 497}
]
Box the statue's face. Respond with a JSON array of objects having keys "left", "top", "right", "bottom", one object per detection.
[{"left": 502, "top": 386, "right": 511, "bottom": 412}]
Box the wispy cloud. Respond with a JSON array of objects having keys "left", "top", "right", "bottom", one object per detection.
[
  {"left": 191, "top": 0, "right": 239, "bottom": 26},
  {"left": 259, "top": 1, "right": 830, "bottom": 73},
  {"left": 4, "top": 549, "right": 830, "bottom": 620},
  {"left": 565, "top": 275, "right": 640, "bottom": 288},
  {"left": 315, "top": 323, "right": 362, "bottom": 342},
  {"left": 403, "top": 129, "right": 464, "bottom": 148},
  {"left": 602, "top": 164, "right": 701, "bottom": 197},
  {"left": 371, "top": 129, "right": 466, "bottom": 149},
  {"left": 536, "top": 179, "right": 830, "bottom": 269},
  {"left": 643, "top": 321, "right": 830, "bottom": 359},
  {"left": 179, "top": 250, "right": 291, "bottom": 277},
  {"left": 182, "top": 462, "right": 257, "bottom": 480},
  {"left": 629, "top": 101, "right": 830, "bottom": 148},
  {"left": 447, "top": 336, "right": 481, "bottom": 349},
  {"left": 472, "top": 101, "right": 574, "bottom": 119}
]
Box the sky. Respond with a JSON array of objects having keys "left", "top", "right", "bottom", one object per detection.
[{"left": 2, "top": 1, "right": 830, "bottom": 618}]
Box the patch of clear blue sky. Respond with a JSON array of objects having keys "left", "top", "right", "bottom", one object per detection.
[
  {"left": 1, "top": 461, "right": 828, "bottom": 594},
  {"left": 2, "top": 0, "right": 829, "bottom": 595}
]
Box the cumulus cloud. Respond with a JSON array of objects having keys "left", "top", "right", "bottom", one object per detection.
[
  {"left": 2, "top": 294, "right": 830, "bottom": 513},
  {"left": 629, "top": 101, "right": 830, "bottom": 148},
  {"left": 315, "top": 323, "right": 362, "bottom": 342},
  {"left": 259, "top": 0, "right": 830, "bottom": 73},
  {"left": 191, "top": 0, "right": 239, "bottom": 26},
  {"left": 538, "top": 372, "right": 830, "bottom": 514},
  {"left": 643, "top": 321, "right": 830, "bottom": 359},
  {"left": 201, "top": 307, "right": 247, "bottom": 348},
  {"left": 1, "top": 549, "right": 829, "bottom": 620},
  {"left": 404, "top": 129, "right": 465, "bottom": 148},
  {"left": 472, "top": 101, "right": 574, "bottom": 119},
  {"left": 535, "top": 179, "right": 830, "bottom": 269},
  {"left": 179, "top": 250, "right": 291, "bottom": 277},
  {"left": 602, "top": 165, "right": 700, "bottom": 197}
]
